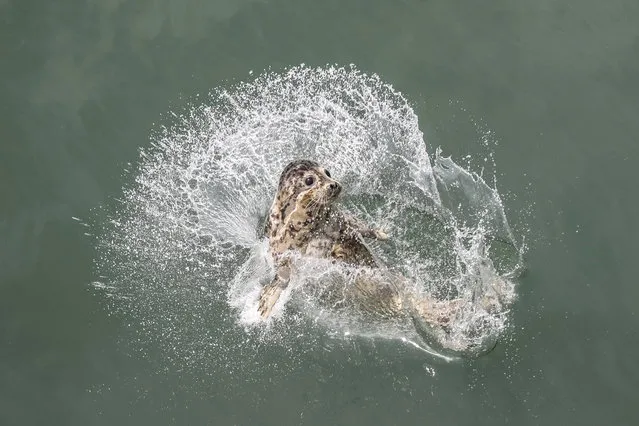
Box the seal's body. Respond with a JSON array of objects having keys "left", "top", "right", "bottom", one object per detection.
[{"left": 258, "top": 159, "right": 459, "bottom": 325}]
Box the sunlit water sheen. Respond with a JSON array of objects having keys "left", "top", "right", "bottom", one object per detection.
[{"left": 93, "top": 65, "right": 524, "bottom": 366}]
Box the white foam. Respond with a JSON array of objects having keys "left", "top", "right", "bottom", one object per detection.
[{"left": 93, "top": 65, "right": 523, "bottom": 363}]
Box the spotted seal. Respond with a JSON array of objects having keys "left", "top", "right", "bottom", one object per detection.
[{"left": 257, "top": 159, "right": 464, "bottom": 327}]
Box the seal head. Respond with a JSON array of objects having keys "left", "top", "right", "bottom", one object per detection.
[{"left": 265, "top": 159, "right": 341, "bottom": 245}]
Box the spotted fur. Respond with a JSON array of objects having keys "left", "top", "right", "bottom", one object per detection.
[{"left": 257, "top": 159, "right": 389, "bottom": 318}]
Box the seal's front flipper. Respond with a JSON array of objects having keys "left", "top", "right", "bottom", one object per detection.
[
  {"left": 369, "top": 228, "right": 389, "bottom": 240},
  {"left": 342, "top": 212, "right": 389, "bottom": 241},
  {"left": 257, "top": 263, "right": 291, "bottom": 319},
  {"left": 257, "top": 281, "right": 284, "bottom": 319}
]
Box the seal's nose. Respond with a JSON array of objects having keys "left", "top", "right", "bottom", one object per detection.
[{"left": 329, "top": 182, "right": 342, "bottom": 196}]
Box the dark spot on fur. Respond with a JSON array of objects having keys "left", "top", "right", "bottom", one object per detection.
[{"left": 279, "top": 201, "right": 290, "bottom": 221}]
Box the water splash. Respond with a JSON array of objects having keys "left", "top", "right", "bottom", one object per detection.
[{"left": 92, "top": 65, "right": 523, "bottom": 368}]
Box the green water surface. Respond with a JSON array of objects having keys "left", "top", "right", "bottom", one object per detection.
[{"left": 1, "top": 0, "right": 638, "bottom": 424}]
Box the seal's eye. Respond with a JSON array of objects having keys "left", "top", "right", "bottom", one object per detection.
[
  {"left": 305, "top": 176, "right": 315, "bottom": 186},
  {"left": 325, "top": 170, "right": 331, "bottom": 178}
]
